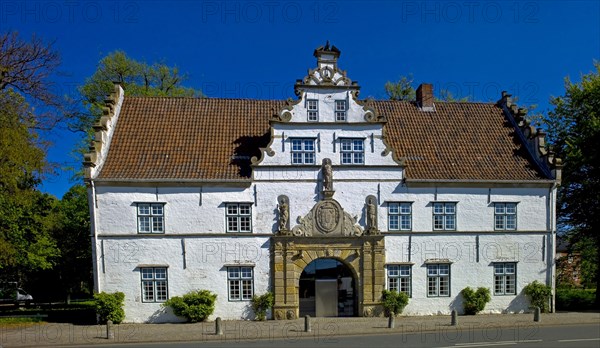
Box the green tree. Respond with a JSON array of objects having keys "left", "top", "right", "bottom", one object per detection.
[
  {"left": 76, "top": 50, "right": 202, "bottom": 133},
  {"left": 385, "top": 75, "right": 416, "bottom": 101},
  {"left": 384, "top": 75, "right": 469, "bottom": 102},
  {"left": 543, "top": 62, "right": 600, "bottom": 305},
  {"left": 51, "top": 184, "right": 92, "bottom": 301},
  {"left": 0, "top": 90, "right": 60, "bottom": 283}
]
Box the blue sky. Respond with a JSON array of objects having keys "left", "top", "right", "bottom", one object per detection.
[{"left": 2, "top": 0, "right": 599, "bottom": 198}]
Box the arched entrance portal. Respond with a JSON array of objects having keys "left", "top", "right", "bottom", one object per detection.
[{"left": 299, "top": 258, "right": 357, "bottom": 317}]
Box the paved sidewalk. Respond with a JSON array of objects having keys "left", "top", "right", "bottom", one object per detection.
[{"left": 1, "top": 312, "right": 599, "bottom": 347}]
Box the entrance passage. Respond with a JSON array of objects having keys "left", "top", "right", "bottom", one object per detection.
[{"left": 299, "top": 258, "right": 356, "bottom": 317}]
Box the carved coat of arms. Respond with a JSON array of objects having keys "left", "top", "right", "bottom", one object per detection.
[{"left": 316, "top": 201, "right": 340, "bottom": 233}]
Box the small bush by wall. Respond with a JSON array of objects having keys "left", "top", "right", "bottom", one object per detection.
[
  {"left": 381, "top": 290, "right": 409, "bottom": 317},
  {"left": 93, "top": 292, "right": 125, "bottom": 324},
  {"left": 524, "top": 281, "right": 552, "bottom": 313},
  {"left": 251, "top": 292, "right": 274, "bottom": 321},
  {"left": 461, "top": 287, "right": 491, "bottom": 315},
  {"left": 163, "top": 290, "right": 217, "bottom": 322}
]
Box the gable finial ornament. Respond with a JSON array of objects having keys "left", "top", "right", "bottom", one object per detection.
[{"left": 322, "top": 158, "right": 334, "bottom": 199}]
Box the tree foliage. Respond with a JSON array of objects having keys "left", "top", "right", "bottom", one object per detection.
[
  {"left": 0, "top": 89, "right": 59, "bottom": 281},
  {"left": 51, "top": 184, "right": 92, "bottom": 299},
  {"left": 543, "top": 62, "right": 600, "bottom": 304},
  {"left": 385, "top": 75, "right": 416, "bottom": 101},
  {"left": 76, "top": 50, "right": 202, "bottom": 133},
  {"left": 385, "top": 75, "right": 469, "bottom": 102}
]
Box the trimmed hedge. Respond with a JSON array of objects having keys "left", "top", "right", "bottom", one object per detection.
[
  {"left": 163, "top": 290, "right": 217, "bottom": 322},
  {"left": 556, "top": 288, "right": 596, "bottom": 311},
  {"left": 94, "top": 292, "right": 125, "bottom": 324}
]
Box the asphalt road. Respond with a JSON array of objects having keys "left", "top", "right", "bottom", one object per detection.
[{"left": 50, "top": 323, "right": 600, "bottom": 348}]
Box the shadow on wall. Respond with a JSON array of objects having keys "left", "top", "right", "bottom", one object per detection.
[
  {"left": 449, "top": 293, "right": 465, "bottom": 314},
  {"left": 147, "top": 306, "right": 186, "bottom": 323},
  {"left": 506, "top": 290, "right": 531, "bottom": 313},
  {"left": 241, "top": 303, "right": 255, "bottom": 320}
]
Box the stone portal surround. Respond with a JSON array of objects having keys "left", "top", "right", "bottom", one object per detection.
[{"left": 272, "top": 235, "right": 385, "bottom": 320}]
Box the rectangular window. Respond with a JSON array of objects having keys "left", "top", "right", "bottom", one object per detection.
[
  {"left": 226, "top": 203, "right": 252, "bottom": 233},
  {"left": 291, "top": 138, "right": 316, "bottom": 164},
  {"left": 137, "top": 203, "right": 165, "bottom": 234},
  {"left": 427, "top": 264, "right": 450, "bottom": 297},
  {"left": 387, "top": 265, "right": 411, "bottom": 296},
  {"left": 141, "top": 267, "right": 168, "bottom": 302},
  {"left": 494, "top": 203, "right": 517, "bottom": 230},
  {"left": 228, "top": 266, "right": 254, "bottom": 301},
  {"left": 388, "top": 202, "right": 412, "bottom": 231},
  {"left": 307, "top": 99, "right": 318, "bottom": 121},
  {"left": 335, "top": 100, "right": 347, "bottom": 121},
  {"left": 494, "top": 262, "right": 516, "bottom": 295},
  {"left": 433, "top": 202, "right": 456, "bottom": 230},
  {"left": 340, "top": 138, "right": 364, "bottom": 164}
]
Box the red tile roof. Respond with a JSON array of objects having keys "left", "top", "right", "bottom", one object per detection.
[{"left": 96, "top": 97, "right": 548, "bottom": 181}]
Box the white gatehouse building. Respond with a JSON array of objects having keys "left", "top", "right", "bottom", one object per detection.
[{"left": 85, "top": 44, "right": 562, "bottom": 322}]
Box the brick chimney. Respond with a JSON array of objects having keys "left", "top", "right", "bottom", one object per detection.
[{"left": 416, "top": 83, "right": 435, "bottom": 111}]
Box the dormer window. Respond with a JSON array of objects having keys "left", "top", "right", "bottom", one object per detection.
[
  {"left": 307, "top": 99, "right": 319, "bottom": 121},
  {"left": 335, "top": 100, "right": 347, "bottom": 121}
]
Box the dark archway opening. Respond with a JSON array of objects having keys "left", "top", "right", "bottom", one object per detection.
[{"left": 299, "top": 258, "right": 356, "bottom": 317}]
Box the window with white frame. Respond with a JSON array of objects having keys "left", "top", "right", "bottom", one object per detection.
[
  {"left": 307, "top": 99, "right": 318, "bottom": 121},
  {"left": 494, "top": 203, "right": 517, "bottom": 230},
  {"left": 340, "top": 138, "right": 364, "bottom": 164},
  {"left": 387, "top": 265, "right": 411, "bottom": 296},
  {"left": 291, "top": 138, "right": 316, "bottom": 164},
  {"left": 137, "top": 203, "right": 165, "bottom": 234},
  {"left": 226, "top": 203, "right": 252, "bottom": 233},
  {"left": 388, "top": 202, "right": 412, "bottom": 231},
  {"left": 427, "top": 264, "right": 450, "bottom": 297},
  {"left": 141, "top": 267, "right": 168, "bottom": 302},
  {"left": 494, "top": 262, "right": 516, "bottom": 295},
  {"left": 335, "top": 100, "right": 347, "bottom": 121},
  {"left": 433, "top": 202, "right": 456, "bottom": 230},
  {"left": 227, "top": 266, "right": 253, "bottom": 301}
]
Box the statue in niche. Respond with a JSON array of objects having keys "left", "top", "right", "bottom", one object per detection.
[
  {"left": 366, "top": 195, "right": 379, "bottom": 234},
  {"left": 277, "top": 195, "right": 290, "bottom": 234},
  {"left": 322, "top": 158, "right": 333, "bottom": 192}
]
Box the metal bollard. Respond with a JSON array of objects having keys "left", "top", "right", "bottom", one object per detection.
[
  {"left": 388, "top": 315, "right": 395, "bottom": 329},
  {"left": 106, "top": 320, "right": 114, "bottom": 339},
  {"left": 215, "top": 317, "right": 223, "bottom": 335},
  {"left": 451, "top": 310, "right": 457, "bottom": 326},
  {"left": 304, "top": 315, "right": 311, "bottom": 332},
  {"left": 533, "top": 307, "right": 540, "bottom": 322}
]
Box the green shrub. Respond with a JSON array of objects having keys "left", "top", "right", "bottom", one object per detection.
[
  {"left": 381, "top": 290, "right": 409, "bottom": 317},
  {"left": 251, "top": 292, "right": 274, "bottom": 321},
  {"left": 524, "top": 281, "right": 552, "bottom": 313},
  {"left": 461, "top": 287, "right": 491, "bottom": 315},
  {"left": 93, "top": 292, "right": 125, "bottom": 324},
  {"left": 163, "top": 290, "right": 217, "bottom": 322},
  {"left": 556, "top": 288, "right": 596, "bottom": 311}
]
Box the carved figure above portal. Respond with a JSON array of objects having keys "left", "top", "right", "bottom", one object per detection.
[
  {"left": 366, "top": 195, "right": 380, "bottom": 235},
  {"left": 277, "top": 195, "right": 290, "bottom": 235},
  {"left": 322, "top": 158, "right": 334, "bottom": 198}
]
